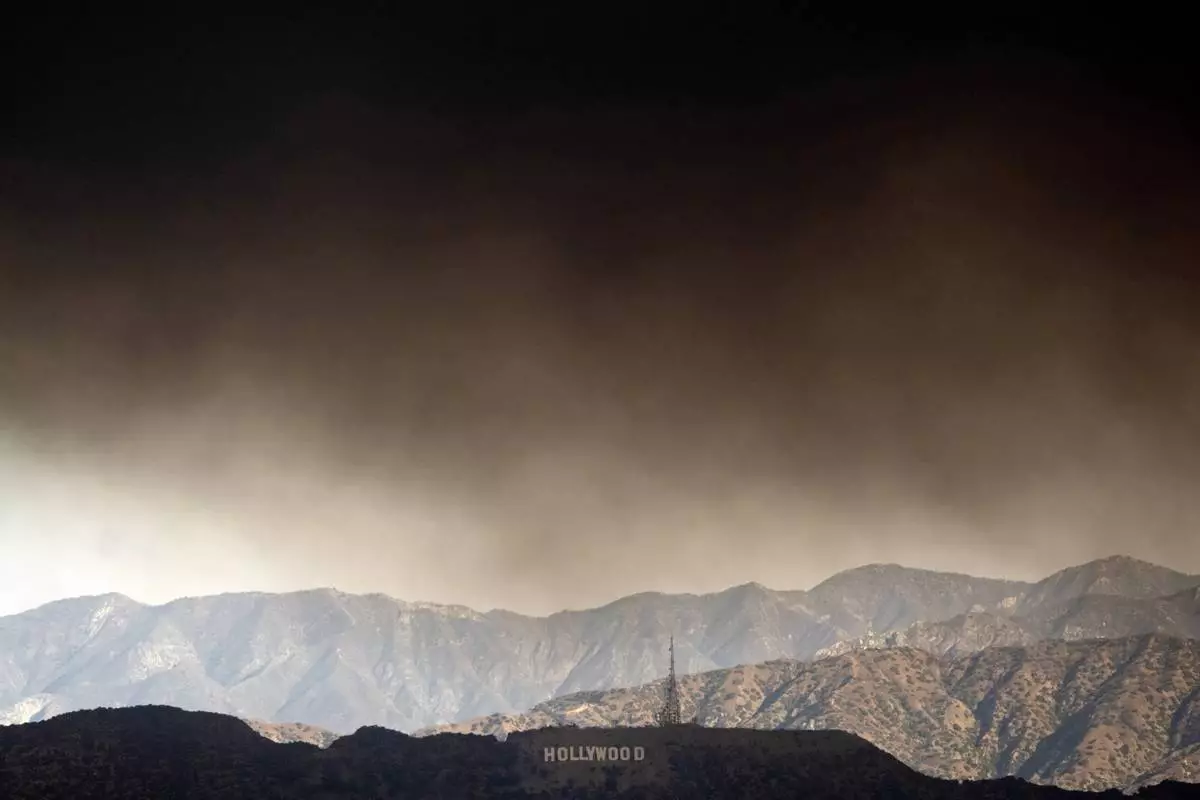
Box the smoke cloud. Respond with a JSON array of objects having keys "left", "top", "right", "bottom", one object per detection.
[{"left": 2, "top": 65, "right": 1198, "bottom": 615}]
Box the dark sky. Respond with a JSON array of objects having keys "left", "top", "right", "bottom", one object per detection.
[{"left": 1, "top": 6, "right": 1198, "bottom": 615}]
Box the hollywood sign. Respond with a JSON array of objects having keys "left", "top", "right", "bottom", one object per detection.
[{"left": 544, "top": 745, "right": 646, "bottom": 762}]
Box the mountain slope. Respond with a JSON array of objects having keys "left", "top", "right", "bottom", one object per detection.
[
  {"left": 1132, "top": 743, "right": 1200, "bottom": 789},
  {"left": 427, "top": 635, "right": 1200, "bottom": 792},
  {"left": 240, "top": 718, "right": 340, "bottom": 748}
]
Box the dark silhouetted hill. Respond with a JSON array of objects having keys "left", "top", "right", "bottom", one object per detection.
[{"left": 2, "top": 705, "right": 1195, "bottom": 798}]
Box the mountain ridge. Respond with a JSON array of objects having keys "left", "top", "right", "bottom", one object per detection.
[
  {"left": 16, "top": 553, "right": 1184, "bottom": 620},
  {"left": 0, "top": 556, "right": 1196, "bottom": 736}
]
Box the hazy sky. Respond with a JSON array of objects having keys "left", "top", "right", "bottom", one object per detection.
[{"left": 2, "top": 16, "right": 1199, "bottom": 617}]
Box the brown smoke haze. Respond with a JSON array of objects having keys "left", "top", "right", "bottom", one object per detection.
[{"left": 2, "top": 65, "right": 1198, "bottom": 615}]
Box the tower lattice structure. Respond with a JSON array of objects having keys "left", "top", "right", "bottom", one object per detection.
[{"left": 653, "top": 635, "right": 683, "bottom": 726}]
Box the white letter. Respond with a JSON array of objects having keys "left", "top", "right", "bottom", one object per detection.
[
  {"left": 619, "top": 746, "right": 631, "bottom": 760},
  {"left": 544, "top": 747, "right": 556, "bottom": 762},
  {"left": 634, "top": 746, "right": 645, "bottom": 761},
  {"left": 557, "top": 747, "right": 569, "bottom": 762},
  {"left": 608, "top": 747, "right": 619, "bottom": 760}
]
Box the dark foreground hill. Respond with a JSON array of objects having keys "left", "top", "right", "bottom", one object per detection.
[{"left": 0, "top": 706, "right": 1194, "bottom": 799}]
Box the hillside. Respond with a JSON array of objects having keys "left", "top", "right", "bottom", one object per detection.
[
  {"left": 0, "top": 705, "right": 1189, "bottom": 799},
  {"left": 427, "top": 634, "right": 1200, "bottom": 792},
  {"left": 241, "top": 718, "right": 341, "bottom": 748}
]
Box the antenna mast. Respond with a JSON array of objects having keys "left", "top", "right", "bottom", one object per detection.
[{"left": 654, "top": 634, "right": 683, "bottom": 726}]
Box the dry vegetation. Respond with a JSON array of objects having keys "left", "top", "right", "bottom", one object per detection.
[{"left": 430, "top": 634, "right": 1200, "bottom": 792}]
